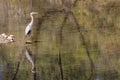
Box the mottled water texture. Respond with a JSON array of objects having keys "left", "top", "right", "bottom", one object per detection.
[{"left": 0, "top": 0, "right": 120, "bottom": 80}]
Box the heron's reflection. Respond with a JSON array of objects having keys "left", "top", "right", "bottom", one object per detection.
[
  {"left": 25, "top": 46, "right": 35, "bottom": 73},
  {"left": 12, "top": 45, "right": 37, "bottom": 80}
]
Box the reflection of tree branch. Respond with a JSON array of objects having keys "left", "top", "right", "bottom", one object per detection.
[
  {"left": 69, "top": 11, "right": 95, "bottom": 80},
  {"left": 61, "top": 0, "right": 95, "bottom": 79},
  {"left": 34, "top": 0, "right": 94, "bottom": 79},
  {"left": 32, "top": 44, "right": 38, "bottom": 80},
  {"left": 58, "top": 52, "right": 64, "bottom": 80},
  {"left": 87, "top": 53, "right": 94, "bottom": 80},
  {"left": 25, "top": 45, "right": 37, "bottom": 80},
  {"left": 12, "top": 61, "right": 20, "bottom": 80},
  {"left": 12, "top": 53, "right": 23, "bottom": 80},
  {"left": 58, "top": 13, "right": 68, "bottom": 80},
  {"left": 35, "top": 9, "right": 64, "bottom": 41}
]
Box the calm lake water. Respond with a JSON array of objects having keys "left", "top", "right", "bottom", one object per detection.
[
  {"left": 0, "top": 0, "right": 120, "bottom": 80},
  {"left": 0, "top": 38, "right": 120, "bottom": 80},
  {"left": 0, "top": 15, "right": 120, "bottom": 80}
]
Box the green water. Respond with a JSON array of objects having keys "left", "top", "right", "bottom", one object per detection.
[
  {"left": 0, "top": 40, "right": 119, "bottom": 80},
  {"left": 0, "top": 0, "right": 120, "bottom": 80}
]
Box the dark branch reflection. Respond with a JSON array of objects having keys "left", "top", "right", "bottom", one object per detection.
[
  {"left": 11, "top": 44, "right": 37, "bottom": 80},
  {"left": 12, "top": 50, "right": 23, "bottom": 80},
  {"left": 25, "top": 44, "right": 38, "bottom": 80},
  {"left": 87, "top": 51, "right": 95, "bottom": 80}
]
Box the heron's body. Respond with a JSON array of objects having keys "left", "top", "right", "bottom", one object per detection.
[
  {"left": 25, "top": 24, "right": 32, "bottom": 36},
  {"left": 25, "top": 12, "right": 38, "bottom": 37}
]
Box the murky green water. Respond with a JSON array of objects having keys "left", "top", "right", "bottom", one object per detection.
[
  {"left": 0, "top": 0, "right": 120, "bottom": 80},
  {"left": 0, "top": 39, "right": 120, "bottom": 80}
]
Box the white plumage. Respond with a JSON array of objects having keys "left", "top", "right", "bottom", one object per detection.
[{"left": 25, "top": 12, "right": 38, "bottom": 36}]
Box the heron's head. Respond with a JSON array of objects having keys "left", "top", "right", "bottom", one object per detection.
[{"left": 30, "top": 12, "right": 38, "bottom": 15}]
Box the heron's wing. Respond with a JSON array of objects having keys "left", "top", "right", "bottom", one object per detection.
[{"left": 25, "top": 24, "right": 32, "bottom": 36}]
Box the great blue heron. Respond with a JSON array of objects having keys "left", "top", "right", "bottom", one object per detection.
[{"left": 25, "top": 12, "right": 38, "bottom": 37}]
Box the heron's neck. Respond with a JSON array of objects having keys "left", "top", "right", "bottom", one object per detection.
[{"left": 30, "top": 14, "right": 34, "bottom": 24}]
